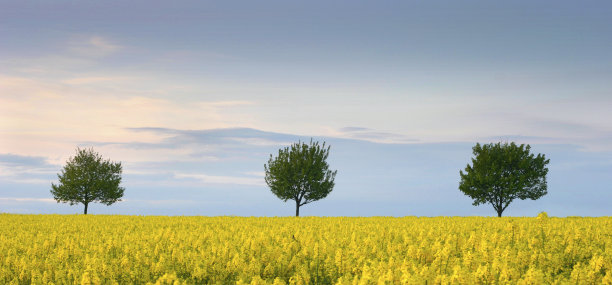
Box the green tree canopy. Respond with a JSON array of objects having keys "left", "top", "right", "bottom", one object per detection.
[
  {"left": 264, "top": 139, "right": 337, "bottom": 216},
  {"left": 459, "top": 142, "right": 550, "bottom": 217},
  {"left": 51, "top": 147, "right": 124, "bottom": 214}
]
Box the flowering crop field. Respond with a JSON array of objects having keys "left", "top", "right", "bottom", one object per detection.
[{"left": 0, "top": 214, "right": 611, "bottom": 284}]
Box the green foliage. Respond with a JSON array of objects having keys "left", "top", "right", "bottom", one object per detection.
[
  {"left": 264, "top": 139, "right": 337, "bottom": 216},
  {"left": 51, "top": 147, "right": 124, "bottom": 214},
  {"left": 459, "top": 142, "right": 550, "bottom": 217}
]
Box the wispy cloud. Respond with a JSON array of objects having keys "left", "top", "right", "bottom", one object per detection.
[
  {"left": 0, "top": 154, "right": 57, "bottom": 175},
  {"left": 122, "top": 199, "right": 200, "bottom": 206},
  {"left": 243, "top": 171, "right": 265, "bottom": 177},
  {"left": 199, "top": 101, "right": 254, "bottom": 107},
  {"left": 335, "top": 126, "right": 419, "bottom": 144},
  {"left": 0, "top": 154, "right": 57, "bottom": 184},
  {"left": 0, "top": 197, "right": 56, "bottom": 203},
  {"left": 125, "top": 127, "right": 298, "bottom": 148},
  {"left": 0, "top": 154, "right": 52, "bottom": 167},
  {"left": 174, "top": 173, "right": 265, "bottom": 186},
  {"left": 69, "top": 36, "right": 121, "bottom": 57},
  {"left": 61, "top": 76, "right": 134, "bottom": 85},
  {"left": 338, "top": 127, "right": 370, "bottom": 132},
  {"left": 227, "top": 137, "right": 293, "bottom": 146}
]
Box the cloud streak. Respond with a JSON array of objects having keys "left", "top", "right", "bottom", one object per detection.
[
  {"left": 61, "top": 76, "right": 135, "bottom": 85},
  {"left": 69, "top": 36, "right": 121, "bottom": 57},
  {"left": 174, "top": 173, "right": 265, "bottom": 186},
  {"left": 0, "top": 197, "right": 56, "bottom": 203},
  {"left": 0, "top": 154, "right": 58, "bottom": 184},
  {"left": 336, "top": 126, "right": 419, "bottom": 144},
  {"left": 124, "top": 127, "right": 298, "bottom": 149}
]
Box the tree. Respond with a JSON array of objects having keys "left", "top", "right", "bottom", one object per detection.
[
  {"left": 264, "top": 139, "right": 337, "bottom": 216},
  {"left": 459, "top": 142, "right": 550, "bottom": 217},
  {"left": 51, "top": 147, "right": 124, "bottom": 214}
]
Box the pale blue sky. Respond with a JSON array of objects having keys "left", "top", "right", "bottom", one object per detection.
[{"left": 1, "top": 1, "right": 611, "bottom": 216}]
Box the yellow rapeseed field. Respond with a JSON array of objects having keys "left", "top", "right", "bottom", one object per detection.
[{"left": 0, "top": 214, "right": 610, "bottom": 284}]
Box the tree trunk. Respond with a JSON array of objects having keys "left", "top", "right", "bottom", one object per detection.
[
  {"left": 497, "top": 209, "right": 502, "bottom": 217},
  {"left": 295, "top": 201, "right": 300, "bottom": 217},
  {"left": 84, "top": 203, "right": 88, "bottom": 215}
]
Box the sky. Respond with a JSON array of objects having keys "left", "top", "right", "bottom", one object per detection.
[{"left": 1, "top": 1, "right": 611, "bottom": 217}]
